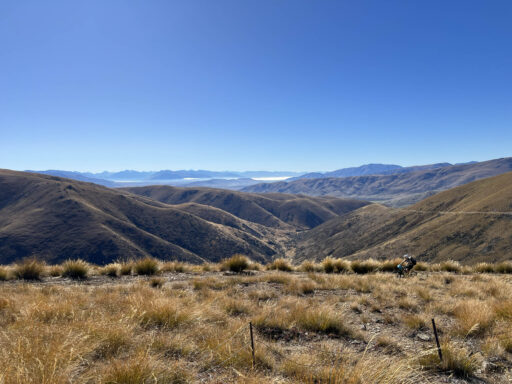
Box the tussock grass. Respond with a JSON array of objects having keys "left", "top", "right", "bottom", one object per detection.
[
  {"left": 322, "top": 257, "right": 336, "bottom": 273},
  {"left": 494, "top": 261, "right": 512, "bottom": 274},
  {"left": 473, "top": 262, "right": 495, "bottom": 273},
  {"left": 140, "top": 300, "right": 192, "bottom": 329},
  {"left": 439, "top": 260, "right": 462, "bottom": 273},
  {"left": 419, "top": 341, "right": 480, "bottom": 378},
  {"left": 222, "top": 298, "right": 250, "bottom": 316},
  {"left": 351, "top": 259, "right": 380, "bottom": 274},
  {"left": 414, "top": 261, "right": 429, "bottom": 271},
  {"left": 298, "top": 260, "right": 319, "bottom": 272},
  {"left": 161, "top": 261, "right": 189, "bottom": 273},
  {"left": 101, "top": 354, "right": 190, "bottom": 384},
  {"left": 133, "top": 257, "right": 159, "bottom": 275},
  {"left": 267, "top": 258, "right": 293, "bottom": 272},
  {"left": 402, "top": 314, "right": 427, "bottom": 330},
  {"left": 0, "top": 266, "right": 11, "bottom": 281},
  {"left": 13, "top": 258, "right": 46, "bottom": 280},
  {"left": 453, "top": 300, "right": 495, "bottom": 337},
  {"left": 119, "top": 262, "right": 133, "bottom": 275},
  {"left": 220, "top": 254, "right": 249, "bottom": 273},
  {"left": 47, "top": 265, "right": 63, "bottom": 277},
  {"left": 2, "top": 260, "right": 512, "bottom": 383},
  {"left": 99, "top": 263, "right": 121, "bottom": 277},
  {"left": 61, "top": 259, "right": 89, "bottom": 279},
  {"left": 284, "top": 277, "right": 316, "bottom": 295}
]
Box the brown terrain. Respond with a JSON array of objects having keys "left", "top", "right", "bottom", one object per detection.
[
  {"left": 295, "top": 171, "right": 512, "bottom": 263},
  {"left": 1, "top": 257, "right": 512, "bottom": 383},
  {"left": 0, "top": 170, "right": 367, "bottom": 265},
  {"left": 243, "top": 157, "right": 512, "bottom": 207}
]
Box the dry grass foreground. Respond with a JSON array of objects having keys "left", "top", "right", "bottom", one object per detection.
[{"left": 2, "top": 258, "right": 512, "bottom": 383}]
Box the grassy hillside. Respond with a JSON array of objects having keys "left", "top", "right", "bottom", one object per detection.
[
  {"left": 122, "top": 185, "right": 368, "bottom": 230},
  {"left": 0, "top": 170, "right": 287, "bottom": 264},
  {"left": 295, "top": 172, "right": 512, "bottom": 263},
  {"left": 0, "top": 170, "right": 368, "bottom": 264},
  {"left": 243, "top": 157, "right": 512, "bottom": 206}
]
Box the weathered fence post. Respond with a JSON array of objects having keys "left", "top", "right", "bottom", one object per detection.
[
  {"left": 249, "top": 321, "right": 255, "bottom": 369},
  {"left": 431, "top": 318, "right": 443, "bottom": 362}
]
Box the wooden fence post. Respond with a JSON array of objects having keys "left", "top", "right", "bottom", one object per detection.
[
  {"left": 249, "top": 321, "right": 255, "bottom": 369},
  {"left": 431, "top": 318, "right": 443, "bottom": 362}
]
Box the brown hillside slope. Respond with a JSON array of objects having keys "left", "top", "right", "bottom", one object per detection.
[
  {"left": 243, "top": 157, "right": 512, "bottom": 207},
  {"left": 0, "top": 170, "right": 294, "bottom": 264},
  {"left": 295, "top": 172, "right": 512, "bottom": 263},
  {"left": 122, "top": 185, "right": 368, "bottom": 230}
]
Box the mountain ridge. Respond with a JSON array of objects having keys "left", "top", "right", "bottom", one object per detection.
[{"left": 243, "top": 157, "right": 512, "bottom": 207}]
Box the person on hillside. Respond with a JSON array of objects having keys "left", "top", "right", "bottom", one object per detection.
[{"left": 397, "top": 254, "right": 416, "bottom": 276}]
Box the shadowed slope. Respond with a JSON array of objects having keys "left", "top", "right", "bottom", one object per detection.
[
  {"left": 122, "top": 185, "right": 369, "bottom": 230},
  {"left": 295, "top": 172, "right": 512, "bottom": 263},
  {"left": 0, "top": 170, "right": 288, "bottom": 264}
]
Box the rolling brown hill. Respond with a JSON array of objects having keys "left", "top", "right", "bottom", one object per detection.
[
  {"left": 121, "top": 185, "right": 368, "bottom": 230},
  {"left": 243, "top": 157, "right": 512, "bottom": 207},
  {"left": 0, "top": 170, "right": 368, "bottom": 264},
  {"left": 295, "top": 171, "right": 512, "bottom": 263}
]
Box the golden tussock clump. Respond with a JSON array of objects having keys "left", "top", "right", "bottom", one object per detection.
[{"left": 2, "top": 258, "right": 512, "bottom": 383}]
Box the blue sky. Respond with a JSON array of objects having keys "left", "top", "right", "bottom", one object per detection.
[{"left": 1, "top": 0, "right": 511, "bottom": 172}]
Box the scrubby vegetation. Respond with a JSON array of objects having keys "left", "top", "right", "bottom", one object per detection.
[
  {"left": 61, "top": 259, "right": 89, "bottom": 279},
  {"left": 220, "top": 254, "right": 250, "bottom": 273},
  {"left": 1, "top": 257, "right": 512, "bottom": 383},
  {"left": 133, "top": 257, "right": 159, "bottom": 275},
  {"left": 13, "top": 258, "right": 46, "bottom": 280}
]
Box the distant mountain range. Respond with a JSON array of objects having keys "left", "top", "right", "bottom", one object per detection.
[
  {"left": 243, "top": 158, "right": 512, "bottom": 206},
  {"left": 27, "top": 160, "right": 483, "bottom": 192},
  {"left": 27, "top": 169, "right": 304, "bottom": 189}
]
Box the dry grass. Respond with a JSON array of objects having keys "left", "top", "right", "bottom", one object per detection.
[
  {"left": 133, "top": 257, "right": 159, "bottom": 275},
  {"left": 161, "top": 261, "right": 189, "bottom": 273},
  {"left": 2, "top": 259, "right": 512, "bottom": 383},
  {"left": 0, "top": 267, "right": 9, "bottom": 281},
  {"left": 99, "top": 263, "right": 121, "bottom": 277},
  {"left": 61, "top": 259, "right": 89, "bottom": 279},
  {"left": 220, "top": 254, "right": 249, "bottom": 273},
  {"left": 418, "top": 341, "right": 480, "bottom": 378},
  {"left": 267, "top": 258, "right": 293, "bottom": 272},
  {"left": 13, "top": 258, "right": 46, "bottom": 280}
]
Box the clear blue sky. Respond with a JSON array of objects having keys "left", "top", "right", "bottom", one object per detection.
[{"left": 1, "top": 0, "right": 511, "bottom": 172}]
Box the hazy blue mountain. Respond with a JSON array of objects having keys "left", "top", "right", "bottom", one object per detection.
[
  {"left": 288, "top": 163, "right": 452, "bottom": 181},
  {"left": 182, "top": 178, "right": 261, "bottom": 190},
  {"left": 26, "top": 170, "right": 117, "bottom": 187},
  {"left": 149, "top": 170, "right": 240, "bottom": 180},
  {"left": 86, "top": 170, "right": 155, "bottom": 180}
]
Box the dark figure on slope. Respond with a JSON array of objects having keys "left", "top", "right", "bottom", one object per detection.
[{"left": 397, "top": 254, "right": 416, "bottom": 277}]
